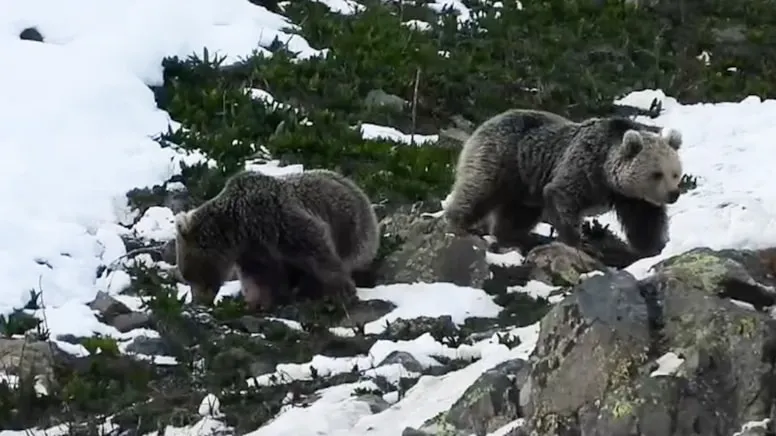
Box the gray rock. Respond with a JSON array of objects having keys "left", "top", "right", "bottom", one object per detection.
[
  {"left": 337, "top": 299, "right": 397, "bottom": 330},
  {"left": 111, "top": 312, "right": 154, "bottom": 333},
  {"left": 418, "top": 358, "right": 529, "bottom": 435},
  {"left": 88, "top": 291, "right": 132, "bottom": 322},
  {"left": 378, "top": 350, "right": 425, "bottom": 373},
  {"left": 54, "top": 334, "right": 81, "bottom": 346},
  {"left": 402, "top": 427, "right": 436, "bottom": 436},
  {"left": 0, "top": 338, "right": 55, "bottom": 387},
  {"left": 19, "top": 27, "right": 44, "bottom": 42},
  {"left": 210, "top": 346, "right": 275, "bottom": 379},
  {"left": 436, "top": 127, "right": 469, "bottom": 149},
  {"left": 712, "top": 24, "right": 748, "bottom": 45},
  {"left": 364, "top": 89, "right": 407, "bottom": 112},
  {"left": 515, "top": 248, "right": 776, "bottom": 435},
  {"left": 250, "top": 360, "right": 276, "bottom": 378},
  {"left": 383, "top": 316, "right": 457, "bottom": 342},
  {"left": 715, "top": 246, "right": 776, "bottom": 288},
  {"left": 124, "top": 336, "right": 170, "bottom": 357},
  {"left": 378, "top": 214, "right": 489, "bottom": 289},
  {"left": 652, "top": 247, "right": 776, "bottom": 309},
  {"left": 524, "top": 241, "right": 606, "bottom": 287},
  {"left": 379, "top": 201, "right": 445, "bottom": 241},
  {"left": 357, "top": 393, "right": 391, "bottom": 414},
  {"left": 449, "top": 114, "right": 476, "bottom": 132},
  {"left": 236, "top": 315, "right": 267, "bottom": 334},
  {"left": 88, "top": 291, "right": 155, "bottom": 333}
]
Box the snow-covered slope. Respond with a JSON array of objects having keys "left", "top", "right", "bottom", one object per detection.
[{"left": 1, "top": 0, "right": 776, "bottom": 435}]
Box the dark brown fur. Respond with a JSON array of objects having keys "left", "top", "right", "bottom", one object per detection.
[
  {"left": 444, "top": 108, "right": 683, "bottom": 257},
  {"left": 175, "top": 169, "right": 380, "bottom": 310}
]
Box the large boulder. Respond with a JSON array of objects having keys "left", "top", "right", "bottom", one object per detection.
[
  {"left": 404, "top": 247, "right": 776, "bottom": 436},
  {"left": 377, "top": 203, "right": 490, "bottom": 289},
  {"left": 515, "top": 247, "right": 776, "bottom": 435}
]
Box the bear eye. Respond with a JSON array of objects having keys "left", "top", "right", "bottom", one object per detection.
[{"left": 651, "top": 171, "right": 663, "bottom": 180}]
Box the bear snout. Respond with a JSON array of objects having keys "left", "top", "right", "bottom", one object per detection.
[{"left": 667, "top": 190, "right": 680, "bottom": 204}]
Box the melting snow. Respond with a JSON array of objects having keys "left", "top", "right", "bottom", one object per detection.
[{"left": 1, "top": 0, "right": 776, "bottom": 435}]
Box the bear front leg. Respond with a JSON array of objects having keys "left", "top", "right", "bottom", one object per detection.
[
  {"left": 542, "top": 182, "right": 583, "bottom": 248},
  {"left": 612, "top": 194, "right": 669, "bottom": 258}
]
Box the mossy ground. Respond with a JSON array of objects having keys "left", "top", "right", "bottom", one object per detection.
[{"left": 3, "top": 0, "right": 775, "bottom": 432}]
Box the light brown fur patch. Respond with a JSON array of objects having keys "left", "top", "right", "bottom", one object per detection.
[{"left": 236, "top": 269, "right": 273, "bottom": 310}]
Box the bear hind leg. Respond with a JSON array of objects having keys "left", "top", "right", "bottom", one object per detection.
[
  {"left": 444, "top": 169, "right": 501, "bottom": 236},
  {"left": 281, "top": 212, "right": 358, "bottom": 304},
  {"left": 235, "top": 250, "right": 292, "bottom": 311},
  {"left": 490, "top": 203, "right": 543, "bottom": 252},
  {"left": 236, "top": 269, "right": 275, "bottom": 311}
]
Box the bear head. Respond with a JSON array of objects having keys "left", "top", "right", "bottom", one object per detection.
[
  {"left": 608, "top": 126, "right": 683, "bottom": 206},
  {"left": 174, "top": 209, "right": 234, "bottom": 305}
]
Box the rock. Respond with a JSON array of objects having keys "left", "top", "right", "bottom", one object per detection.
[
  {"left": 383, "top": 316, "right": 457, "bottom": 342},
  {"left": 210, "top": 346, "right": 276, "bottom": 383},
  {"left": 652, "top": 247, "right": 776, "bottom": 309},
  {"left": 88, "top": 292, "right": 153, "bottom": 333},
  {"left": 357, "top": 393, "right": 391, "bottom": 414},
  {"left": 111, "top": 312, "right": 154, "bottom": 333},
  {"left": 364, "top": 89, "right": 407, "bottom": 112},
  {"left": 378, "top": 214, "right": 489, "bottom": 289},
  {"left": 524, "top": 242, "right": 606, "bottom": 287},
  {"left": 234, "top": 315, "right": 268, "bottom": 334},
  {"left": 436, "top": 127, "right": 469, "bottom": 149},
  {"left": 336, "top": 299, "right": 396, "bottom": 329},
  {"left": 515, "top": 248, "right": 776, "bottom": 435},
  {"left": 378, "top": 350, "right": 425, "bottom": 373},
  {"left": 712, "top": 24, "right": 748, "bottom": 45},
  {"left": 402, "top": 427, "right": 435, "bottom": 436},
  {"left": 124, "top": 336, "right": 171, "bottom": 357},
  {"left": 449, "top": 114, "right": 476, "bottom": 132},
  {"left": 379, "top": 201, "right": 444, "bottom": 242},
  {"left": 0, "top": 338, "right": 55, "bottom": 387},
  {"left": 418, "top": 358, "right": 529, "bottom": 435},
  {"left": 19, "top": 27, "right": 44, "bottom": 42},
  {"left": 487, "top": 262, "right": 534, "bottom": 289},
  {"left": 717, "top": 247, "right": 776, "bottom": 287},
  {"left": 88, "top": 291, "right": 132, "bottom": 322}
]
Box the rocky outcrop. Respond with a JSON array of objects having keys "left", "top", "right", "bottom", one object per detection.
[
  {"left": 377, "top": 210, "right": 491, "bottom": 289},
  {"left": 412, "top": 247, "right": 776, "bottom": 436}
]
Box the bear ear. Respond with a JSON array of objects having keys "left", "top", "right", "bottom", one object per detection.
[
  {"left": 621, "top": 129, "right": 643, "bottom": 159},
  {"left": 661, "top": 127, "right": 682, "bottom": 150},
  {"left": 175, "top": 211, "right": 195, "bottom": 235}
]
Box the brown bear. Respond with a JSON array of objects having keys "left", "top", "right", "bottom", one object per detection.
[
  {"left": 174, "top": 168, "right": 380, "bottom": 310},
  {"left": 443, "top": 108, "right": 684, "bottom": 258}
]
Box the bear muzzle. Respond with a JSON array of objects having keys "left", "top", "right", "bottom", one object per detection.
[{"left": 667, "top": 190, "right": 680, "bottom": 204}]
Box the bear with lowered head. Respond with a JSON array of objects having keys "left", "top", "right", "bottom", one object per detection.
[
  {"left": 443, "top": 108, "right": 684, "bottom": 258},
  {"left": 174, "top": 168, "right": 380, "bottom": 311}
]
